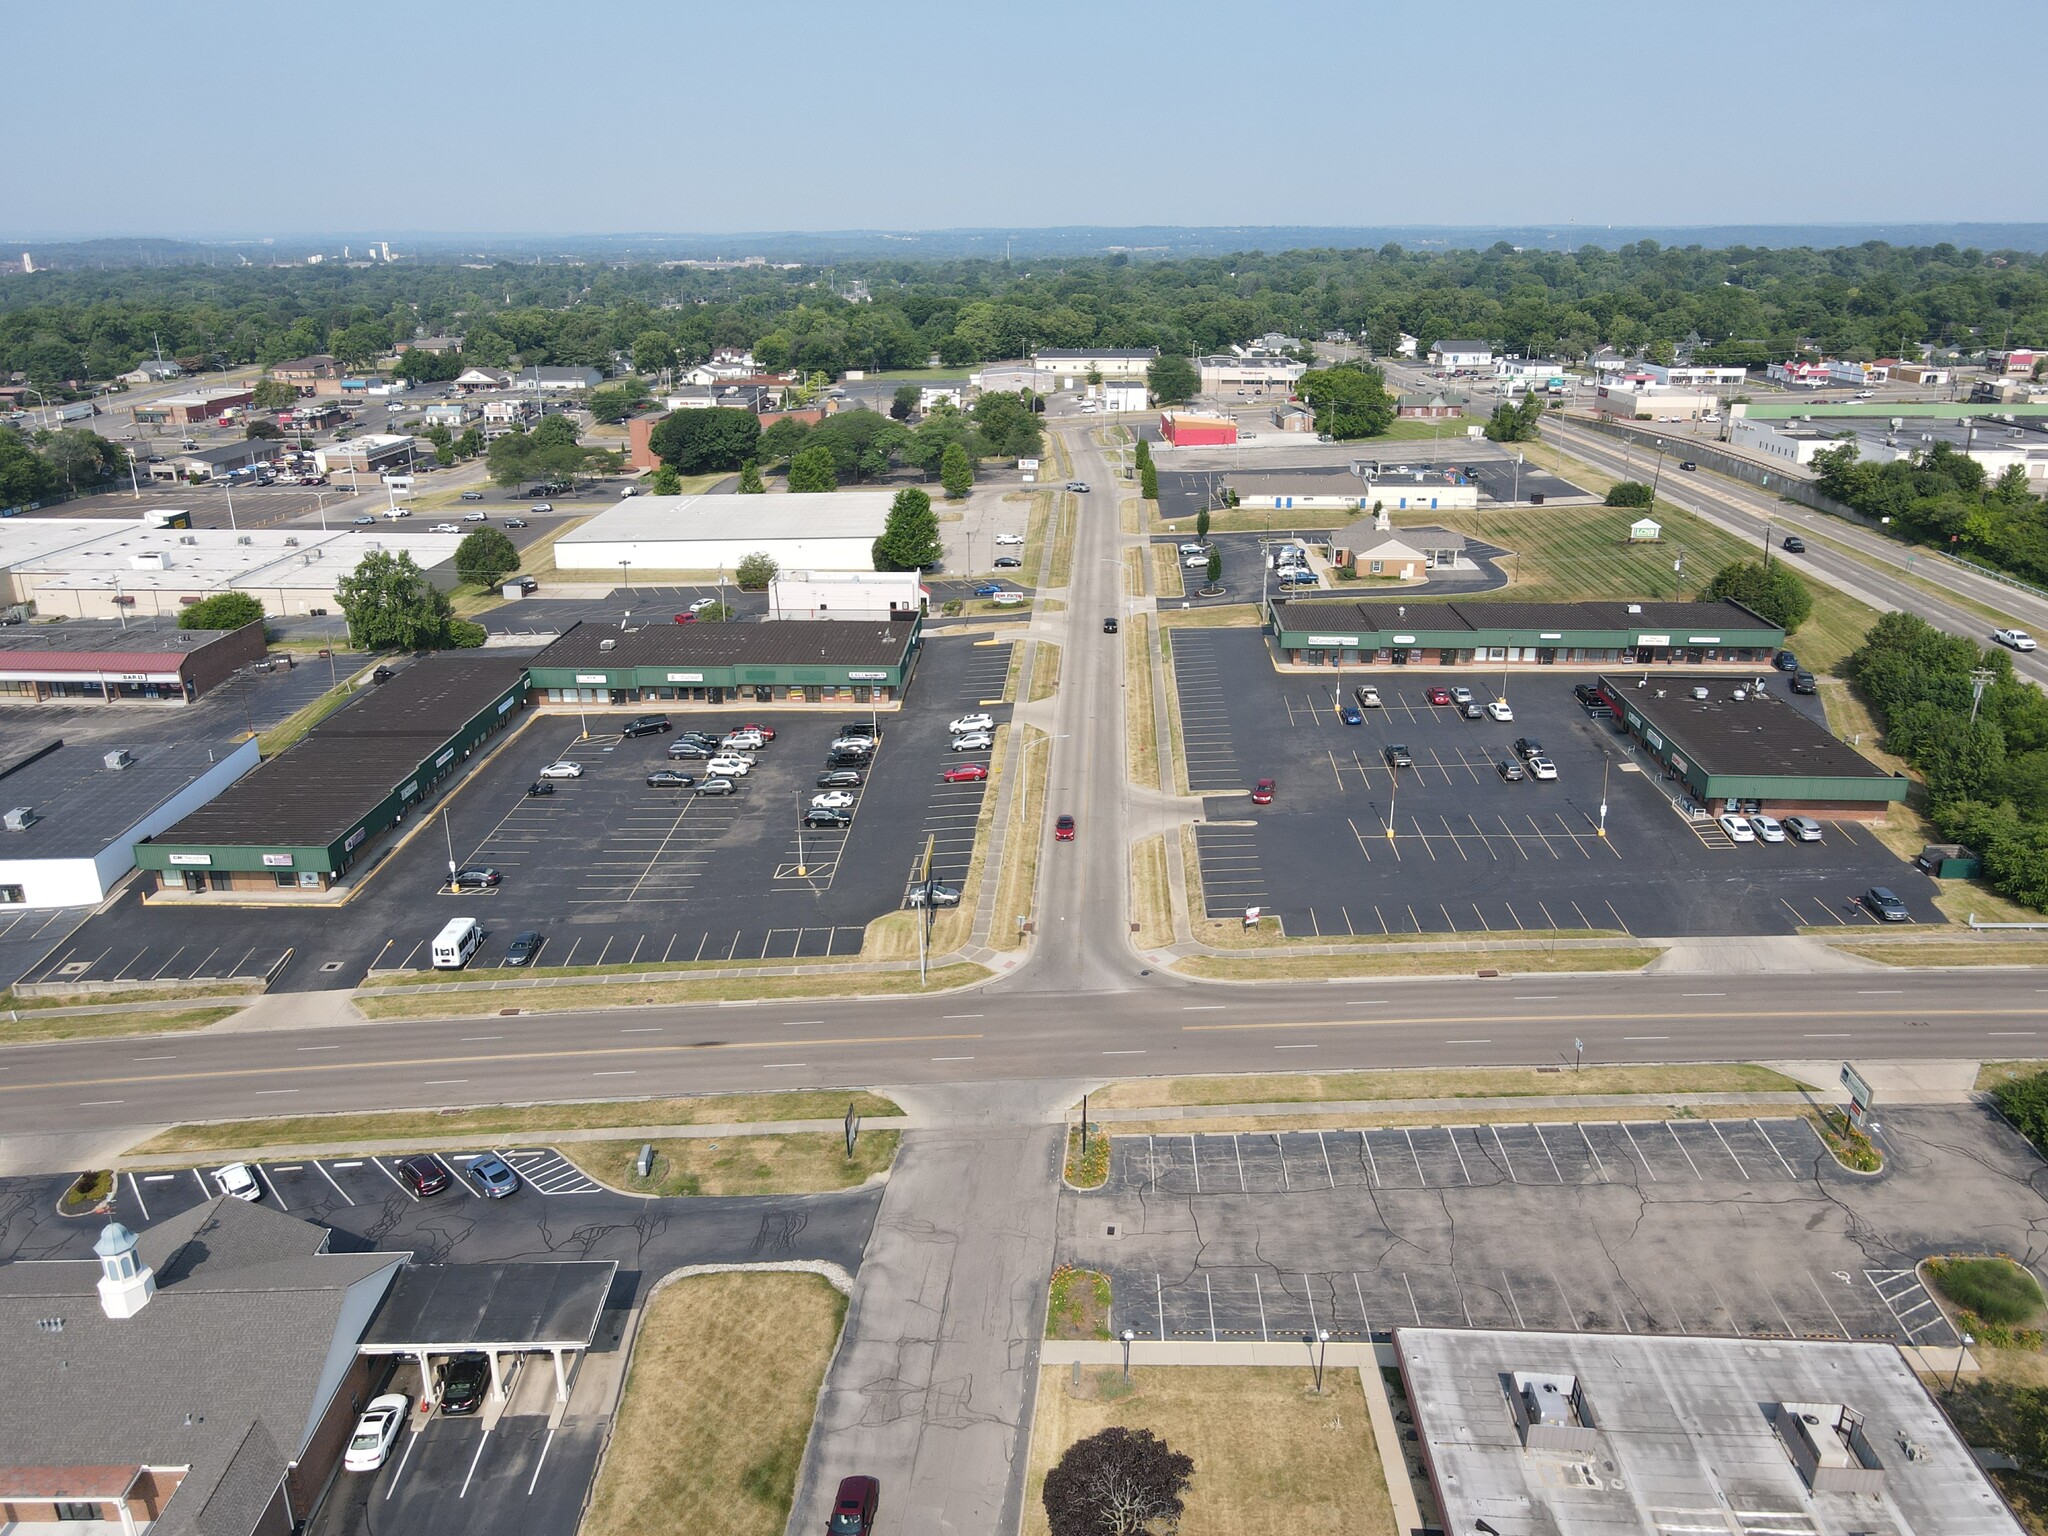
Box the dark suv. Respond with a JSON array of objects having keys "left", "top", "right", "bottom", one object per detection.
[
  {"left": 396, "top": 1156, "right": 450, "bottom": 1197},
  {"left": 1513, "top": 736, "right": 1544, "bottom": 761},
  {"left": 622, "top": 715, "right": 671, "bottom": 737},
  {"left": 438, "top": 1354, "right": 490, "bottom": 1415},
  {"left": 1863, "top": 886, "right": 1910, "bottom": 923},
  {"left": 827, "top": 1476, "right": 879, "bottom": 1535}
]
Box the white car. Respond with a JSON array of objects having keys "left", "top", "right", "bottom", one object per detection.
[
  {"left": 1748, "top": 813, "right": 1787, "bottom": 843},
  {"left": 537, "top": 761, "right": 583, "bottom": 780},
  {"left": 1449, "top": 686, "right": 1473, "bottom": 706},
  {"left": 1184, "top": 553, "right": 1212, "bottom": 568},
  {"left": 720, "top": 732, "right": 764, "bottom": 750},
  {"left": 948, "top": 714, "right": 994, "bottom": 734},
  {"left": 345, "top": 1394, "right": 409, "bottom": 1472},
  {"left": 1994, "top": 628, "right": 2038, "bottom": 651},
  {"left": 1719, "top": 813, "right": 1756, "bottom": 843},
  {"left": 381, "top": 507, "right": 412, "bottom": 519},
  {"left": 430, "top": 522, "right": 460, "bottom": 534},
  {"left": 1526, "top": 756, "right": 1558, "bottom": 781},
  {"left": 1177, "top": 543, "right": 1210, "bottom": 557},
  {"left": 706, "top": 755, "right": 752, "bottom": 776},
  {"left": 688, "top": 597, "right": 719, "bottom": 613},
  {"left": 215, "top": 1163, "right": 261, "bottom": 1201},
  {"left": 811, "top": 790, "right": 855, "bottom": 810},
  {"left": 462, "top": 510, "right": 488, "bottom": 522},
  {"left": 994, "top": 532, "right": 1025, "bottom": 545},
  {"left": 950, "top": 731, "right": 995, "bottom": 752},
  {"left": 1486, "top": 700, "right": 1514, "bottom": 722}
]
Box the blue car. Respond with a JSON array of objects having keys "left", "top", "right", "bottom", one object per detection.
[
  {"left": 466, "top": 1153, "right": 519, "bottom": 1197},
  {"left": 1340, "top": 705, "right": 1363, "bottom": 725},
  {"left": 973, "top": 581, "right": 1004, "bottom": 597}
]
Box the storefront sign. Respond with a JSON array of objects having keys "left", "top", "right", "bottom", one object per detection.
[
  {"left": 497, "top": 696, "right": 515, "bottom": 715},
  {"left": 400, "top": 781, "right": 418, "bottom": 800},
  {"left": 1686, "top": 635, "right": 1721, "bottom": 645},
  {"left": 847, "top": 671, "right": 888, "bottom": 681},
  {"left": 1645, "top": 729, "right": 1665, "bottom": 751},
  {"left": 665, "top": 672, "right": 705, "bottom": 684},
  {"left": 1635, "top": 634, "right": 1671, "bottom": 646},
  {"left": 1391, "top": 634, "right": 1416, "bottom": 645},
  {"left": 435, "top": 749, "right": 454, "bottom": 768},
  {"left": 1539, "top": 633, "right": 1562, "bottom": 641},
  {"left": 167, "top": 852, "right": 212, "bottom": 867},
  {"left": 1305, "top": 635, "right": 1360, "bottom": 647},
  {"left": 344, "top": 826, "right": 367, "bottom": 852},
  {"left": 574, "top": 673, "right": 609, "bottom": 685},
  {"left": 261, "top": 853, "right": 293, "bottom": 868}
]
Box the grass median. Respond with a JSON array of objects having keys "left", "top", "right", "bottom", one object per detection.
[
  {"left": 1022, "top": 1367, "right": 1395, "bottom": 1536},
  {"left": 582, "top": 1272, "right": 845, "bottom": 1536},
  {"left": 1030, "top": 641, "right": 1062, "bottom": 702},
  {"left": 1087, "top": 1063, "right": 1799, "bottom": 1111},
  {"left": 1151, "top": 543, "right": 1186, "bottom": 598},
  {"left": 0, "top": 1006, "right": 241, "bottom": 1047},
  {"left": 1157, "top": 603, "right": 1262, "bottom": 629},
  {"left": 567, "top": 1130, "right": 898, "bottom": 1196},
  {"left": 1125, "top": 613, "right": 1158, "bottom": 788},
  {"left": 352, "top": 962, "right": 990, "bottom": 1017},
  {"left": 1131, "top": 834, "right": 1174, "bottom": 949},
  {"left": 0, "top": 982, "right": 261, "bottom": 1011},
  {"left": 990, "top": 723, "right": 1051, "bottom": 951},
  {"left": 1175, "top": 949, "right": 1662, "bottom": 981},
  {"left": 129, "top": 1090, "right": 903, "bottom": 1156}
]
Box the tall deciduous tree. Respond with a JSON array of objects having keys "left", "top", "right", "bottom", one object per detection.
[
  {"left": 335, "top": 549, "right": 458, "bottom": 651},
  {"left": 787, "top": 445, "right": 838, "bottom": 492},
  {"left": 177, "top": 591, "right": 265, "bottom": 631},
  {"left": 940, "top": 442, "right": 973, "bottom": 499},
  {"left": 1148, "top": 354, "right": 1197, "bottom": 404},
  {"left": 873, "top": 487, "right": 942, "bottom": 570},
  {"left": 891, "top": 384, "right": 920, "bottom": 420},
  {"left": 646, "top": 406, "right": 761, "bottom": 473},
  {"left": 250, "top": 377, "right": 298, "bottom": 411},
  {"left": 454, "top": 526, "right": 519, "bottom": 589},
  {"left": 1297, "top": 362, "right": 1395, "bottom": 439},
  {"left": 648, "top": 465, "right": 683, "bottom": 495},
  {"left": 1700, "top": 559, "right": 1813, "bottom": 631},
  {"left": 1042, "top": 1428, "right": 1194, "bottom": 1536},
  {"left": 735, "top": 551, "right": 779, "bottom": 589}
]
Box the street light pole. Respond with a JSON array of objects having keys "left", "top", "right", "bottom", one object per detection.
[
  {"left": 1950, "top": 1331, "right": 1975, "bottom": 1395},
  {"left": 1119, "top": 1328, "right": 1135, "bottom": 1384}
]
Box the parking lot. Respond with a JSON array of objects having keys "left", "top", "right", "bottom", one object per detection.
[
  {"left": 1169, "top": 626, "right": 1940, "bottom": 936},
  {"left": 1058, "top": 1104, "right": 2041, "bottom": 1348}
]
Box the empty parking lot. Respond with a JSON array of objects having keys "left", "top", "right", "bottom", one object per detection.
[
  {"left": 1169, "top": 626, "right": 1940, "bottom": 936},
  {"left": 1058, "top": 1104, "right": 2037, "bottom": 1350}
]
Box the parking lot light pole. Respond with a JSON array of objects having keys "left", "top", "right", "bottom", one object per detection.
[
  {"left": 1598, "top": 758, "right": 1611, "bottom": 837},
  {"left": 443, "top": 810, "right": 458, "bottom": 889},
  {"left": 1120, "top": 1328, "right": 1135, "bottom": 1384},
  {"left": 1951, "top": 1332, "right": 1975, "bottom": 1395},
  {"left": 1308, "top": 1329, "right": 1330, "bottom": 1393},
  {"left": 794, "top": 792, "right": 807, "bottom": 878}
]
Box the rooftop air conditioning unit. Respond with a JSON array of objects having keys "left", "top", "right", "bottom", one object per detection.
[
  {"left": 3, "top": 807, "right": 35, "bottom": 831},
  {"left": 236, "top": 535, "right": 252, "bottom": 546},
  {"left": 598, "top": 638, "right": 616, "bottom": 652},
  {"left": 1626, "top": 603, "right": 1643, "bottom": 614},
  {"left": 180, "top": 535, "right": 197, "bottom": 545},
  {"left": 103, "top": 749, "right": 134, "bottom": 771},
  {"left": 284, "top": 536, "right": 298, "bottom": 546}
]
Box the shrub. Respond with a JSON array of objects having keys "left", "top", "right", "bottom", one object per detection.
[
  {"left": 735, "top": 551, "right": 779, "bottom": 590},
  {"left": 1930, "top": 1257, "right": 2045, "bottom": 1326},
  {"left": 1605, "top": 480, "right": 1655, "bottom": 508}
]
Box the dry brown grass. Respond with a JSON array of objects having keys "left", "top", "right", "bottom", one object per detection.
[
  {"left": 1157, "top": 603, "right": 1263, "bottom": 629},
  {"left": 1049, "top": 489, "right": 1078, "bottom": 587},
  {"left": 0, "top": 1006, "right": 239, "bottom": 1047},
  {"left": 1125, "top": 614, "right": 1158, "bottom": 788},
  {"left": 130, "top": 1091, "right": 905, "bottom": 1155},
  {"left": 1921, "top": 1347, "right": 2048, "bottom": 1536},
  {"left": 1152, "top": 542, "right": 1187, "bottom": 598},
  {"left": 1, "top": 981, "right": 262, "bottom": 1010},
  {"left": 354, "top": 963, "right": 990, "bottom": 1017},
  {"left": 1088, "top": 1063, "right": 1799, "bottom": 1111},
  {"left": 567, "top": 1130, "right": 898, "bottom": 1196},
  {"left": 1838, "top": 940, "right": 2048, "bottom": 968},
  {"left": 1030, "top": 641, "right": 1063, "bottom": 703},
  {"left": 1175, "top": 948, "right": 1662, "bottom": 981},
  {"left": 1021, "top": 1367, "right": 1395, "bottom": 1536},
  {"left": 1122, "top": 545, "right": 1146, "bottom": 596},
  {"left": 1131, "top": 834, "right": 1174, "bottom": 949},
  {"left": 1097, "top": 1101, "right": 1819, "bottom": 1137},
  {"left": 583, "top": 1273, "right": 845, "bottom": 1536},
  {"left": 1121, "top": 495, "right": 1143, "bottom": 535},
  {"left": 991, "top": 725, "right": 1052, "bottom": 950}
]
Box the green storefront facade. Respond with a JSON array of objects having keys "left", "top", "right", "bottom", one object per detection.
[
  {"left": 1267, "top": 597, "right": 1785, "bottom": 669},
  {"left": 524, "top": 619, "right": 921, "bottom": 707}
]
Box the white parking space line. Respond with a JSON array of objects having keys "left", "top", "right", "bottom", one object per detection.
[
  {"left": 1317, "top": 1130, "right": 1336, "bottom": 1187},
  {"left": 1253, "top": 1272, "right": 1269, "bottom": 1343},
  {"left": 1232, "top": 1135, "right": 1247, "bottom": 1191},
  {"left": 1577, "top": 1123, "right": 1607, "bottom": 1181},
  {"left": 1206, "top": 1275, "right": 1219, "bottom": 1343},
  {"left": 1708, "top": 1121, "right": 1750, "bottom": 1180},
  {"left": 1404, "top": 1128, "right": 1427, "bottom": 1186},
  {"left": 1487, "top": 1125, "right": 1514, "bottom": 1184},
  {"left": 257, "top": 1165, "right": 287, "bottom": 1207},
  {"left": 1303, "top": 1275, "right": 1319, "bottom": 1336},
  {"left": 1359, "top": 1133, "right": 1380, "bottom": 1188},
  {"left": 1502, "top": 1271, "right": 1528, "bottom": 1328},
  {"left": 1188, "top": 1136, "right": 1200, "bottom": 1194},
  {"left": 1755, "top": 1119, "right": 1800, "bottom": 1179},
  {"left": 1664, "top": 1123, "right": 1705, "bottom": 1180},
  {"left": 383, "top": 1420, "right": 422, "bottom": 1500},
  {"left": 313, "top": 1161, "right": 355, "bottom": 1204},
  {"left": 437, "top": 1154, "right": 479, "bottom": 1196},
  {"left": 373, "top": 1157, "right": 416, "bottom": 1198},
  {"left": 126, "top": 1172, "right": 152, "bottom": 1222},
  {"left": 1273, "top": 1133, "right": 1289, "bottom": 1192},
  {"left": 458, "top": 1429, "right": 492, "bottom": 1498},
  {"left": 1618, "top": 1122, "right": 1659, "bottom": 1181},
  {"left": 191, "top": 1168, "right": 209, "bottom": 1196},
  {"left": 1532, "top": 1124, "right": 1565, "bottom": 1182},
  {"left": 1804, "top": 1270, "right": 1853, "bottom": 1338},
  {"left": 1353, "top": 1274, "right": 1371, "bottom": 1340}
]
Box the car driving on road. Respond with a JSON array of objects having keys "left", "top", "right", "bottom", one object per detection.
[{"left": 1995, "top": 628, "right": 2038, "bottom": 651}]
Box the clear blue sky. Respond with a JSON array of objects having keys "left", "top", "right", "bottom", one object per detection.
[{"left": 12, "top": 0, "right": 2044, "bottom": 238}]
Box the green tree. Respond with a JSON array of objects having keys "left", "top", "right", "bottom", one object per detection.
[
  {"left": 1148, "top": 354, "right": 1196, "bottom": 404},
  {"left": 1205, "top": 549, "right": 1222, "bottom": 587},
  {"left": 1133, "top": 437, "right": 1152, "bottom": 470},
  {"left": 646, "top": 407, "right": 761, "bottom": 473},
  {"left": 1195, "top": 506, "right": 1210, "bottom": 539},
  {"left": 394, "top": 348, "right": 462, "bottom": 384},
  {"left": 329, "top": 322, "right": 390, "bottom": 371},
  {"left": 250, "top": 377, "right": 298, "bottom": 411},
  {"left": 454, "top": 426, "right": 483, "bottom": 460},
  {"left": 873, "top": 487, "right": 942, "bottom": 570},
  {"left": 1140, "top": 462, "right": 1158, "bottom": 501},
  {"left": 891, "top": 383, "right": 920, "bottom": 421},
  {"left": 735, "top": 551, "right": 779, "bottom": 590},
  {"left": 244, "top": 420, "right": 283, "bottom": 441},
  {"left": 1484, "top": 395, "right": 1546, "bottom": 442},
  {"left": 648, "top": 465, "right": 682, "bottom": 495},
  {"left": 1297, "top": 363, "right": 1395, "bottom": 439},
  {"left": 176, "top": 591, "right": 265, "bottom": 631},
  {"left": 1604, "top": 480, "right": 1655, "bottom": 508},
  {"left": 940, "top": 441, "right": 973, "bottom": 499},
  {"left": 334, "top": 549, "right": 457, "bottom": 651},
  {"left": 631, "top": 329, "right": 676, "bottom": 375},
  {"left": 454, "top": 526, "right": 519, "bottom": 589},
  {"left": 737, "top": 460, "right": 765, "bottom": 494},
  {"left": 587, "top": 382, "right": 649, "bottom": 424},
  {"left": 758, "top": 416, "right": 812, "bottom": 464},
  {"left": 787, "top": 445, "right": 838, "bottom": 492},
  {"left": 447, "top": 619, "right": 488, "bottom": 648},
  {"left": 1700, "top": 559, "right": 1813, "bottom": 631},
  {"left": 692, "top": 601, "right": 733, "bottom": 622},
  {"left": 36, "top": 428, "right": 124, "bottom": 491}
]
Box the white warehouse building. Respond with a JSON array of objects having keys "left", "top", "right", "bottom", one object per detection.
[{"left": 554, "top": 491, "right": 895, "bottom": 575}]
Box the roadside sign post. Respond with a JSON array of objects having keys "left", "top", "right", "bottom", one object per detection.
[
  {"left": 844, "top": 1102, "right": 860, "bottom": 1160},
  {"left": 1573, "top": 1037, "right": 1584, "bottom": 1074},
  {"left": 1841, "top": 1063, "right": 1875, "bottom": 1128}
]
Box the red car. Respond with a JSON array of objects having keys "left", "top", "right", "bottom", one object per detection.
[
  {"left": 942, "top": 763, "right": 988, "bottom": 782},
  {"left": 1427, "top": 686, "right": 1453, "bottom": 706},
  {"left": 827, "top": 1475, "right": 878, "bottom": 1535},
  {"left": 1251, "top": 778, "right": 1275, "bottom": 804},
  {"left": 672, "top": 612, "right": 697, "bottom": 623},
  {"left": 738, "top": 723, "right": 778, "bottom": 741},
  {"left": 1055, "top": 814, "right": 1076, "bottom": 841}
]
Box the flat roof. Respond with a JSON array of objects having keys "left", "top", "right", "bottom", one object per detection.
[
  {"left": 1399, "top": 1327, "right": 2021, "bottom": 1536},
  {"left": 1605, "top": 672, "right": 1894, "bottom": 781},
  {"left": 360, "top": 1260, "right": 615, "bottom": 1352},
  {"left": 1277, "top": 597, "right": 1774, "bottom": 637},
  {"left": 148, "top": 655, "right": 527, "bottom": 849},
  {"left": 0, "top": 521, "right": 463, "bottom": 593},
  {"left": 557, "top": 490, "right": 894, "bottom": 547},
  {"left": 532, "top": 618, "right": 913, "bottom": 670},
  {"left": 0, "top": 615, "right": 236, "bottom": 660},
  {"left": 0, "top": 735, "right": 254, "bottom": 859}
]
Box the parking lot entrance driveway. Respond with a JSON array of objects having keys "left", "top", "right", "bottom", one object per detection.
[
  {"left": 1059, "top": 1105, "right": 2041, "bottom": 1349},
  {"left": 1168, "top": 627, "right": 1940, "bottom": 937}
]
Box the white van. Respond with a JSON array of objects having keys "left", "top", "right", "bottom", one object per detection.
[{"left": 432, "top": 917, "right": 483, "bottom": 970}]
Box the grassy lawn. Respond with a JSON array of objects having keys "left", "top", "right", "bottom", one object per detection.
[
  {"left": 130, "top": 1091, "right": 905, "bottom": 1155},
  {"left": 1002, "top": 639, "right": 1026, "bottom": 702},
  {"left": 1924, "top": 1348, "right": 2048, "bottom": 1535},
  {"left": 1809, "top": 1105, "right": 1882, "bottom": 1172},
  {"left": 1125, "top": 614, "right": 1158, "bottom": 788},
  {"left": 1152, "top": 543, "right": 1186, "bottom": 598},
  {"left": 1176, "top": 949, "right": 1662, "bottom": 981},
  {"left": 566, "top": 1130, "right": 898, "bottom": 1197},
  {"left": 1131, "top": 834, "right": 1173, "bottom": 948},
  {"left": 1014, "top": 488, "right": 1056, "bottom": 583},
  {"left": 1840, "top": 939, "right": 2048, "bottom": 967},
  {"left": 1122, "top": 545, "right": 1146, "bottom": 596},
  {"left": 1088, "top": 1062, "right": 1800, "bottom": 1111},
  {"left": 353, "top": 963, "right": 990, "bottom": 1017},
  {"left": 1157, "top": 603, "right": 1262, "bottom": 629},
  {"left": 1047, "top": 1265, "right": 1112, "bottom": 1337},
  {"left": 1405, "top": 502, "right": 1766, "bottom": 604},
  {"left": 583, "top": 1273, "right": 845, "bottom": 1536},
  {"left": 1154, "top": 504, "right": 1350, "bottom": 536},
  {"left": 1049, "top": 489, "right": 1078, "bottom": 588},
  {"left": 0, "top": 1006, "right": 240, "bottom": 1047},
  {"left": 1022, "top": 1367, "right": 1395, "bottom": 1536},
  {"left": 1122, "top": 495, "right": 1145, "bottom": 535},
  {"left": 991, "top": 725, "right": 1052, "bottom": 950},
  {"left": 0, "top": 982, "right": 260, "bottom": 1011},
  {"left": 1029, "top": 641, "right": 1062, "bottom": 703}
]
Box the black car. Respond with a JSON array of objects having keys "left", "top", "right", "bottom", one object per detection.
[
  {"left": 1678, "top": 460, "right": 1698, "bottom": 471},
  {"left": 838, "top": 722, "right": 879, "bottom": 740},
  {"left": 805, "top": 808, "right": 853, "bottom": 828},
  {"left": 438, "top": 1354, "right": 491, "bottom": 1415},
  {"left": 622, "top": 714, "right": 672, "bottom": 738},
  {"left": 1863, "top": 886, "right": 1910, "bottom": 923},
  {"left": 1103, "top": 616, "right": 1119, "bottom": 634},
  {"left": 1385, "top": 743, "right": 1412, "bottom": 767},
  {"left": 396, "top": 1156, "right": 450, "bottom": 1196},
  {"left": 526, "top": 779, "right": 555, "bottom": 796},
  {"left": 825, "top": 750, "right": 872, "bottom": 768},
  {"left": 1781, "top": 535, "right": 1805, "bottom": 553},
  {"left": 817, "top": 769, "right": 866, "bottom": 789},
  {"left": 646, "top": 769, "right": 696, "bottom": 787},
  {"left": 1512, "top": 736, "right": 1544, "bottom": 761},
  {"left": 505, "top": 930, "right": 543, "bottom": 965},
  {"left": 696, "top": 778, "right": 738, "bottom": 795},
  {"left": 667, "top": 742, "right": 712, "bottom": 759},
  {"left": 1774, "top": 650, "right": 1800, "bottom": 672},
  {"left": 450, "top": 866, "right": 500, "bottom": 890},
  {"left": 1790, "top": 671, "right": 1818, "bottom": 695}
]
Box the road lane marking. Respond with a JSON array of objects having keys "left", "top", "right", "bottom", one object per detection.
[
  {"left": 1446, "top": 1038, "right": 1491, "bottom": 1044},
  {"left": 1623, "top": 1035, "right": 1669, "bottom": 1041},
  {"left": 1182, "top": 1005, "right": 1226, "bottom": 1011},
  {"left": 423, "top": 1078, "right": 468, "bottom": 1085},
  {"left": 930, "top": 1055, "right": 975, "bottom": 1061},
  {"left": 296, "top": 1045, "right": 340, "bottom": 1052},
  {"left": 619, "top": 1027, "right": 662, "bottom": 1033},
  {"left": 80, "top": 1099, "right": 124, "bottom": 1106},
  {"left": 1103, "top": 1049, "right": 1145, "bottom": 1055},
  {"left": 1274, "top": 1044, "right": 1318, "bottom": 1050},
  {"left": 943, "top": 1014, "right": 983, "bottom": 1020}
]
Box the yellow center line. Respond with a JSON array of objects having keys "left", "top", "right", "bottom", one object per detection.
[
  {"left": 1183, "top": 1006, "right": 2029, "bottom": 1033},
  {"left": 0, "top": 1031, "right": 984, "bottom": 1095}
]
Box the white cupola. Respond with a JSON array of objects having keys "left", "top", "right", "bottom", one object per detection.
[{"left": 94, "top": 1221, "right": 155, "bottom": 1319}]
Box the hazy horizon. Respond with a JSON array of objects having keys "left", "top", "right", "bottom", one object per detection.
[{"left": 10, "top": 0, "right": 2045, "bottom": 240}]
